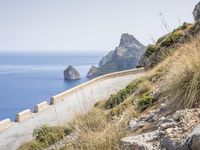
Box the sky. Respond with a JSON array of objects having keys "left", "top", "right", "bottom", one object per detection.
[{"left": 0, "top": 0, "right": 199, "bottom": 52}]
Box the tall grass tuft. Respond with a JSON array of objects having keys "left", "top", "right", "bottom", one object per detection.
[
  {"left": 165, "top": 36, "right": 200, "bottom": 111},
  {"left": 64, "top": 108, "right": 130, "bottom": 150}
]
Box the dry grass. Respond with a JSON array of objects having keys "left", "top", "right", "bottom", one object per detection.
[
  {"left": 65, "top": 108, "right": 132, "bottom": 150},
  {"left": 163, "top": 36, "right": 200, "bottom": 111}
]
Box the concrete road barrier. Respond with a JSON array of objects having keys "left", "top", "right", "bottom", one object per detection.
[
  {"left": 0, "top": 119, "right": 11, "bottom": 132},
  {"left": 15, "top": 109, "right": 32, "bottom": 122},
  {"left": 34, "top": 101, "right": 49, "bottom": 113},
  {"left": 50, "top": 68, "right": 145, "bottom": 104}
]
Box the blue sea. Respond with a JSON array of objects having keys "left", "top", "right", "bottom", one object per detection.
[{"left": 0, "top": 51, "right": 104, "bottom": 120}]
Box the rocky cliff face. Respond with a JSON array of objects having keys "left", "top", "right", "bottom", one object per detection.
[
  {"left": 87, "top": 33, "right": 145, "bottom": 78},
  {"left": 193, "top": 1, "right": 200, "bottom": 21},
  {"left": 64, "top": 65, "right": 80, "bottom": 80}
]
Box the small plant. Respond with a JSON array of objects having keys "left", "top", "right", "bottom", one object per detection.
[
  {"left": 33, "top": 125, "right": 67, "bottom": 146},
  {"left": 160, "top": 30, "right": 183, "bottom": 47},
  {"left": 138, "top": 92, "right": 154, "bottom": 110},
  {"left": 145, "top": 45, "right": 160, "bottom": 57},
  {"left": 105, "top": 79, "right": 143, "bottom": 109}
]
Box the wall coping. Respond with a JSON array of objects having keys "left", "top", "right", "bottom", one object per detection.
[{"left": 51, "top": 68, "right": 144, "bottom": 104}]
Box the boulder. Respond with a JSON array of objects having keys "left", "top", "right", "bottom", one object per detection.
[
  {"left": 187, "top": 125, "right": 200, "bottom": 150},
  {"left": 120, "top": 130, "right": 159, "bottom": 150},
  {"left": 63, "top": 65, "right": 80, "bottom": 80},
  {"left": 193, "top": 2, "right": 200, "bottom": 21}
]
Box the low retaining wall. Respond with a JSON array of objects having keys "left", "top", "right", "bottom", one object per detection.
[
  {"left": 34, "top": 101, "right": 49, "bottom": 113},
  {"left": 0, "top": 119, "right": 11, "bottom": 132},
  {"left": 51, "top": 68, "right": 144, "bottom": 104},
  {"left": 15, "top": 109, "right": 32, "bottom": 122}
]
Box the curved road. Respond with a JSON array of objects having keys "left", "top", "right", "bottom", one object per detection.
[{"left": 0, "top": 71, "right": 144, "bottom": 150}]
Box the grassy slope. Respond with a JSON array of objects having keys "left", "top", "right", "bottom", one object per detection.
[{"left": 18, "top": 22, "right": 200, "bottom": 150}]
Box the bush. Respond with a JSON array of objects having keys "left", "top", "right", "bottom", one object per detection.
[
  {"left": 107, "top": 98, "right": 132, "bottom": 117},
  {"left": 145, "top": 45, "right": 160, "bottom": 56},
  {"left": 33, "top": 125, "right": 67, "bottom": 146},
  {"left": 160, "top": 31, "right": 183, "bottom": 47},
  {"left": 138, "top": 92, "right": 154, "bottom": 110},
  {"left": 105, "top": 79, "right": 143, "bottom": 109},
  {"left": 174, "top": 22, "right": 191, "bottom": 32}
]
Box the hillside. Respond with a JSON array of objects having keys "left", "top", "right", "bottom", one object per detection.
[{"left": 18, "top": 2, "right": 200, "bottom": 150}]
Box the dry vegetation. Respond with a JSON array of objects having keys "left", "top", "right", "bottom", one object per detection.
[{"left": 164, "top": 36, "right": 200, "bottom": 111}]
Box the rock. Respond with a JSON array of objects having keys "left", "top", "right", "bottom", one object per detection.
[
  {"left": 187, "top": 125, "right": 200, "bottom": 150},
  {"left": 145, "top": 112, "right": 157, "bottom": 122},
  {"left": 86, "top": 65, "right": 103, "bottom": 78},
  {"left": 129, "top": 119, "right": 138, "bottom": 129},
  {"left": 63, "top": 65, "right": 80, "bottom": 80},
  {"left": 160, "top": 122, "right": 177, "bottom": 130},
  {"left": 129, "top": 119, "right": 146, "bottom": 131},
  {"left": 161, "top": 137, "right": 176, "bottom": 150},
  {"left": 121, "top": 141, "right": 152, "bottom": 150},
  {"left": 193, "top": 2, "right": 200, "bottom": 21},
  {"left": 159, "top": 103, "right": 167, "bottom": 112},
  {"left": 87, "top": 33, "right": 145, "bottom": 78},
  {"left": 121, "top": 130, "right": 159, "bottom": 150}
]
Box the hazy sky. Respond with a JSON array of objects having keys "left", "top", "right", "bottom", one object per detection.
[{"left": 0, "top": 0, "right": 199, "bottom": 52}]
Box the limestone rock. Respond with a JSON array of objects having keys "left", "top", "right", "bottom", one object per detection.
[
  {"left": 120, "top": 130, "right": 159, "bottom": 150},
  {"left": 187, "top": 125, "right": 200, "bottom": 150},
  {"left": 87, "top": 33, "right": 145, "bottom": 78},
  {"left": 193, "top": 2, "right": 200, "bottom": 21},
  {"left": 64, "top": 65, "right": 80, "bottom": 80},
  {"left": 86, "top": 65, "right": 103, "bottom": 78}
]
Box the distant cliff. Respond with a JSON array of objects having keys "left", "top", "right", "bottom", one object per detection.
[{"left": 87, "top": 33, "right": 145, "bottom": 78}]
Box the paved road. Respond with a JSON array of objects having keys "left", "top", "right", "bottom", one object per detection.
[{"left": 0, "top": 72, "right": 144, "bottom": 150}]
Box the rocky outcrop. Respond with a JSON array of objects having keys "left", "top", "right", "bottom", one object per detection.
[
  {"left": 137, "top": 21, "right": 200, "bottom": 70},
  {"left": 87, "top": 33, "right": 145, "bottom": 78},
  {"left": 121, "top": 106, "right": 200, "bottom": 150},
  {"left": 86, "top": 66, "right": 103, "bottom": 78},
  {"left": 193, "top": 2, "right": 200, "bottom": 21},
  {"left": 63, "top": 65, "right": 80, "bottom": 80}
]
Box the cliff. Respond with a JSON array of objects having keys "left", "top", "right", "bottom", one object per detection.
[{"left": 87, "top": 33, "right": 145, "bottom": 78}]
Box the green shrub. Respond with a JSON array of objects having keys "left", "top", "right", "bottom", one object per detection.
[
  {"left": 105, "top": 79, "right": 143, "bottom": 109},
  {"left": 33, "top": 125, "right": 67, "bottom": 146},
  {"left": 174, "top": 22, "right": 191, "bottom": 32},
  {"left": 160, "top": 31, "right": 183, "bottom": 47},
  {"left": 138, "top": 92, "right": 154, "bottom": 110},
  {"left": 145, "top": 45, "right": 160, "bottom": 57},
  {"left": 156, "top": 35, "right": 167, "bottom": 45}
]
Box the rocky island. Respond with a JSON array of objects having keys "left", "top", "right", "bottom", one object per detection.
[
  {"left": 63, "top": 65, "right": 80, "bottom": 80},
  {"left": 87, "top": 33, "right": 146, "bottom": 78}
]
